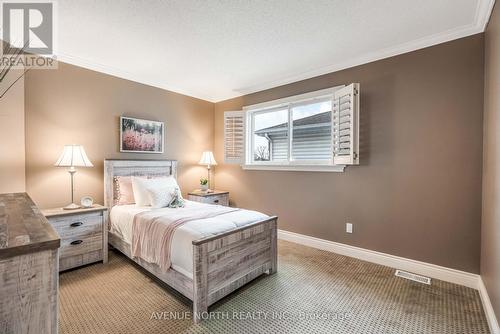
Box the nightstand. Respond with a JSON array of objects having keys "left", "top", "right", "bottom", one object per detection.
[
  {"left": 188, "top": 190, "right": 229, "bottom": 206},
  {"left": 42, "top": 205, "right": 108, "bottom": 271}
]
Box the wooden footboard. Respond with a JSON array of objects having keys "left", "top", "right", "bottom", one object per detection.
[
  {"left": 105, "top": 160, "right": 278, "bottom": 323},
  {"left": 191, "top": 216, "right": 278, "bottom": 322},
  {"left": 108, "top": 215, "right": 278, "bottom": 323}
]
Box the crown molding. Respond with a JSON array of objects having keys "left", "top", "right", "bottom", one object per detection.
[
  {"left": 476, "top": 0, "right": 497, "bottom": 31},
  {"left": 55, "top": 0, "right": 495, "bottom": 102},
  {"left": 234, "top": 0, "right": 496, "bottom": 97},
  {"left": 55, "top": 52, "right": 219, "bottom": 103}
]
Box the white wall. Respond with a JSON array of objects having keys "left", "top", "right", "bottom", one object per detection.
[{"left": 0, "top": 70, "right": 25, "bottom": 193}]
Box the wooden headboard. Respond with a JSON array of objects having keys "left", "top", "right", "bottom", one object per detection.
[{"left": 104, "top": 159, "right": 178, "bottom": 208}]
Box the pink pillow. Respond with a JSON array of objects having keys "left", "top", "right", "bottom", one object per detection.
[{"left": 114, "top": 176, "right": 135, "bottom": 205}]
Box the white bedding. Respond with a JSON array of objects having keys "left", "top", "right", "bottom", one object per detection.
[{"left": 109, "top": 200, "right": 268, "bottom": 279}]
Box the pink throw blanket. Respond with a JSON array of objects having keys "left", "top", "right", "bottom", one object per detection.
[{"left": 131, "top": 205, "right": 239, "bottom": 271}]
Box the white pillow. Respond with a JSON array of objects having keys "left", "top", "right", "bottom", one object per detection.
[
  {"left": 131, "top": 176, "right": 182, "bottom": 206},
  {"left": 146, "top": 185, "right": 176, "bottom": 208},
  {"left": 161, "top": 176, "right": 183, "bottom": 199},
  {"left": 131, "top": 176, "right": 150, "bottom": 206}
]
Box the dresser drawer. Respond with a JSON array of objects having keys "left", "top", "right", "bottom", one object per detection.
[
  {"left": 188, "top": 192, "right": 229, "bottom": 206},
  {"left": 43, "top": 206, "right": 108, "bottom": 271},
  {"left": 59, "top": 249, "right": 103, "bottom": 271},
  {"left": 47, "top": 213, "right": 102, "bottom": 239},
  {"left": 60, "top": 234, "right": 103, "bottom": 259},
  {"left": 203, "top": 194, "right": 229, "bottom": 206}
]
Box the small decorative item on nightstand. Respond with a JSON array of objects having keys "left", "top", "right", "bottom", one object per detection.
[
  {"left": 188, "top": 190, "right": 229, "bottom": 206},
  {"left": 80, "top": 196, "right": 94, "bottom": 208},
  {"left": 199, "top": 177, "right": 209, "bottom": 192},
  {"left": 42, "top": 205, "right": 108, "bottom": 271}
]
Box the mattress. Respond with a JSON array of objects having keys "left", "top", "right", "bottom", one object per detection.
[{"left": 109, "top": 200, "right": 269, "bottom": 279}]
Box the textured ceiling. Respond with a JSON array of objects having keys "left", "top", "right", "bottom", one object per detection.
[{"left": 56, "top": 0, "right": 495, "bottom": 102}]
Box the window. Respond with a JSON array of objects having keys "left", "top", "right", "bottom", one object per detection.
[
  {"left": 291, "top": 100, "right": 332, "bottom": 162},
  {"left": 223, "top": 84, "right": 360, "bottom": 172},
  {"left": 252, "top": 108, "right": 288, "bottom": 162}
]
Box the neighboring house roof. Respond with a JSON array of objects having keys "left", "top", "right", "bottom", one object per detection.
[{"left": 255, "top": 111, "right": 331, "bottom": 135}]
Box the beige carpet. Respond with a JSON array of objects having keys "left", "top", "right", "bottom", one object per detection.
[{"left": 59, "top": 240, "right": 489, "bottom": 334}]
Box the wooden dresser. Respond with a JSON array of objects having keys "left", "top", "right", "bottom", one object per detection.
[
  {"left": 42, "top": 205, "right": 108, "bottom": 271},
  {"left": 0, "top": 193, "right": 60, "bottom": 334},
  {"left": 188, "top": 190, "right": 229, "bottom": 206}
]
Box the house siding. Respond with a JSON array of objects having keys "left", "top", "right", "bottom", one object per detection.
[{"left": 267, "top": 125, "right": 332, "bottom": 161}]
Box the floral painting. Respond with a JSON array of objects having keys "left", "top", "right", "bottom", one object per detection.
[{"left": 120, "top": 117, "right": 164, "bottom": 153}]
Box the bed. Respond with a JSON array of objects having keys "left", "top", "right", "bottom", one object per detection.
[{"left": 104, "top": 159, "right": 278, "bottom": 322}]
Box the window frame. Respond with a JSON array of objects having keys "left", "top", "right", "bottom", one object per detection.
[
  {"left": 248, "top": 105, "right": 290, "bottom": 166},
  {"left": 243, "top": 86, "right": 346, "bottom": 172}
]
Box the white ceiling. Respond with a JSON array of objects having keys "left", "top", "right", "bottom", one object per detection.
[{"left": 57, "top": 0, "right": 495, "bottom": 102}]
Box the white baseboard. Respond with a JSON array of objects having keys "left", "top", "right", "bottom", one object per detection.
[
  {"left": 277, "top": 229, "right": 479, "bottom": 289},
  {"left": 479, "top": 277, "right": 500, "bottom": 334},
  {"left": 277, "top": 229, "right": 500, "bottom": 332}
]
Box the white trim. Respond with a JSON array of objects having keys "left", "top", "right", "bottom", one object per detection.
[
  {"left": 54, "top": 1, "right": 494, "bottom": 102},
  {"left": 244, "top": 86, "right": 342, "bottom": 168},
  {"left": 476, "top": 0, "right": 497, "bottom": 31},
  {"left": 278, "top": 229, "right": 500, "bottom": 330},
  {"left": 242, "top": 164, "right": 345, "bottom": 172},
  {"left": 479, "top": 277, "right": 500, "bottom": 334},
  {"left": 56, "top": 52, "right": 218, "bottom": 103},
  {"left": 277, "top": 229, "right": 479, "bottom": 289},
  {"left": 243, "top": 86, "right": 343, "bottom": 111},
  {"left": 235, "top": 0, "right": 496, "bottom": 97}
]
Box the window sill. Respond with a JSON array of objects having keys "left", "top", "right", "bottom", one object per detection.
[{"left": 241, "top": 164, "right": 346, "bottom": 172}]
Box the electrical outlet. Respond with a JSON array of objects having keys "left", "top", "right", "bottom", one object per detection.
[{"left": 346, "top": 223, "right": 353, "bottom": 233}]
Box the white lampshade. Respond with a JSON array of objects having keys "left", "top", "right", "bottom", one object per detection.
[
  {"left": 199, "top": 151, "right": 217, "bottom": 166},
  {"left": 55, "top": 145, "right": 93, "bottom": 167}
]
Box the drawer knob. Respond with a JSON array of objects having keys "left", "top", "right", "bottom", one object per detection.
[
  {"left": 70, "top": 240, "right": 83, "bottom": 245},
  {"left": 214, "top": 199, "right": 219, "bottom": 203},
  {"left": 70, "top": 222, "right": 83, "bottom": 227}
]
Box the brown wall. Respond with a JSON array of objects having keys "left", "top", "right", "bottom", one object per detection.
[
  {"left": 25, "top": 62, "right": 214, "bottom": 209},
  {"left": 214, "top": 35, "right": 485, "bottom": 273},
  {"left": 482, "top": 3, "right": 500, "bottom": 320},
  {"left": 23, "top": 34, "right": 485, "bottom": 274},
  {"left": 0, "top": 71, "right": 25, "bottom": 193}
]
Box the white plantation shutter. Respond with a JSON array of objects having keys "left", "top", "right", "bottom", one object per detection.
[
  {"left": 224, "top": 111, "right": 246, "bottom": 164},
  {"left": 332, "top": 83, "right": 360, "bottom": 165}
]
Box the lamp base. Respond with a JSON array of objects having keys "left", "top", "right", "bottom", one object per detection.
[{"left": 63, "top": 203, "right": 81, "bottom": 210}]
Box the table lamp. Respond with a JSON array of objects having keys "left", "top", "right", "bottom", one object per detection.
[
  {"left": 199, "top": 151, "right": 217, "bottom": 192},
  {"left": 55, "top": 144, "right": 93, "bottom": 210}
]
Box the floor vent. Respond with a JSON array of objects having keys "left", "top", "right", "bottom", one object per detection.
[{"left": 395, "top": 270, "right": 431, "bottom": 285}]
